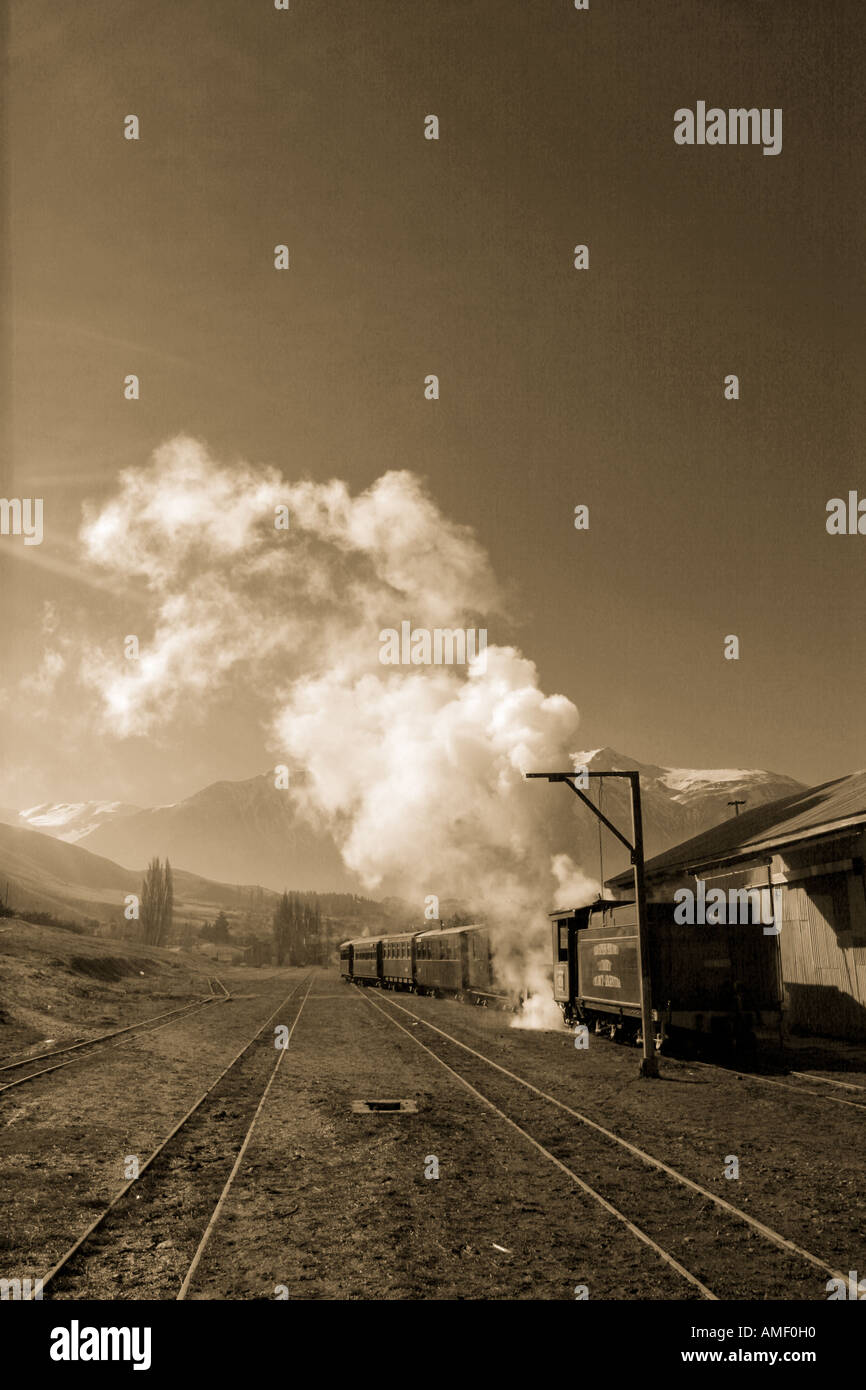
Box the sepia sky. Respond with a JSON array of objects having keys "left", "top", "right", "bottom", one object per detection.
[{"left": 2, "top": 0, "right": 865, "bottom": 809}]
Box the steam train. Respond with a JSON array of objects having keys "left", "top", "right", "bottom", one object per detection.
[
  {"left": 341, "top": 898, "right": 782, "bottom": 1052},
  {"left": 339, "top": 923, "right": 516, "bottom": 1008},
  {"left": 552, "top": 898, "right": 781, "bottom": 1052}
]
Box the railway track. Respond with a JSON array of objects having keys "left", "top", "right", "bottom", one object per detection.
[
  {"left": 361, "top": 989, "right": 853, "bottom": 1301},
  {"left": 28, "top": 972, "right": 313, "bottom": 1300},
  {"left": 514, "top": 1014, "right": 866, "bottom": 1116},
  {"left": 0, "top": 977, "right": 230, "bottom": 1096},
  {"left": 684, "top": 1057, "right": 866, "bottom": 1113},
  {"left": 789, "top": 1069, "right": 866, "bottom": 1090}
]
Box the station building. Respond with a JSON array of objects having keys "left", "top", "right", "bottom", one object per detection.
[{"left": 607, "top": 771, "right": 866, "bottom": 1041}]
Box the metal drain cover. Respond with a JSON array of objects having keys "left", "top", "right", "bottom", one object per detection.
[{"left": 351, "top": 1099, "right": 418, "bottom": 1114}]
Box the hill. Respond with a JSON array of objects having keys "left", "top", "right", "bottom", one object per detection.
[{"left": 0, "top": 821, "right": 278, "bottom": 927}]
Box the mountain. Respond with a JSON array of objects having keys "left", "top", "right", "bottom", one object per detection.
[
  {"left": 9, "top": 753, "right": 807, "bottom": 899},
  {"left": 566, "top": 748, "right": 806, "bottom": 884},
  {"left": 83, "top": 774, "right": 354, "bottom": 893},
  {"left": 0, "top": 820, "right": 279, "bottom": 926},
  {"left": 17, "top": 801, "right": 142, "bottom": 843}
]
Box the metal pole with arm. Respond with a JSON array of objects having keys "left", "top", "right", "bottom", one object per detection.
[{"left": 526, "top": 769, "right": 659, "bottom": 1079}]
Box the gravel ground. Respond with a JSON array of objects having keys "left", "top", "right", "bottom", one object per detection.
[
  {"left": 0, "top": 964, "right": 307, "bottom": 1289},
  {"left": 185, "top": 973, "right": 697, "bottom": 1301},
  {"left": 2, "top": 954, "right": 863, "bottom": 1302}
]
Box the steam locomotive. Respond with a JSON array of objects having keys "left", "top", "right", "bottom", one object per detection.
[
  {"left": 551, "top": 898, "right": 781, "bottom": 1051},
  {"left": 339, "top": 923, "right": 516, "bottom": 1008}
]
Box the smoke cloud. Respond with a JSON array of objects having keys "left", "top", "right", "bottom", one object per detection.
[{"left": 78, "top": 436, "right": 598, "bottom": 1023}]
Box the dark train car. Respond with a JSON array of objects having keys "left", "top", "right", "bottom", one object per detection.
[
  {"left": 351, "top": 936, "right": 383, "bottom": 984},
  {"left": 381, "top": 932, "right": 418, "bottom": 990},
  {"left": 415, "top": 925, "right": 468, "bottom": 997},
  {"left": 415, "top": 924, "right": 518, "bottom": 1006},
  {"left": 552, "top": 899, "right": 781, "bottom": 1050},
  {"left": 339, "top": 940, "right": 353, "bottom": 980},
  {"left": 464, "top": 925, "right": 514, "bottom": 1006}
]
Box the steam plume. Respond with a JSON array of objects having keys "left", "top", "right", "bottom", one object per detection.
[{"left": 79, "top": 436, "right": 597, "bottom": 1023}]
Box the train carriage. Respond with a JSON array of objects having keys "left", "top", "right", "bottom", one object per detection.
[
  {"left": 381, "top": 932, "right": 417, "bottom": 990},
  {"left": 342, "top": 924, "right": 521, "bottom": 1007},
  {"left": 415, "top": 925, "right": 467, "bottom": 997},
  {"left": 339, "top": 940, "right": 354, "bottom": 980},
  {"left": 351, "top": 936, "right": 383, "bottom": 984},
  {"left": 464, "top": 924, "right": 514, "bottom": 1006}
]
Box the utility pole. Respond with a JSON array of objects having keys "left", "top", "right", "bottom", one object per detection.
[
  {"left": 728, "top": 799, "right": 746, "bottom": 817},
  {"left": 527, "top": 769, "right": 659, "bottom": 1079}
]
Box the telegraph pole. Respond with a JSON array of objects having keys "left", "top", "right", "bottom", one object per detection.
[
  {"left": 728, "top": 799, "right": 746, "bottom": 817},
  {"left": 527, "top": 769, "right": 659, "bottom": 1079}
]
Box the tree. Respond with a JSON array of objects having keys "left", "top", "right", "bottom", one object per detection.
[
  {"left": 165, "top": 860, "right": 173, "bottom": 933},
  {"left": 271, "top": 892, "right": 325, "bottom": 965},
  {"left": 211, "top": 910, "right": 230, "bottom": 943},
  {"left": 273, "top": 892, "right": 292, "bottom": 964},
  {"left": 140, "top": 857, "right": 173, "bottom": 946},
  {"left": 309, "top": 895, "right": 323, "bottom": 961}
]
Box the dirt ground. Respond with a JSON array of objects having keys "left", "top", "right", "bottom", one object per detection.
[
  {"left": 0, "top": 917, "right": 215, "bottom": 1056},
  {"left": 186, "top": 976, "right": 866, "bottom": 1301},
  {"left": 1, "top": 934, "right": 863, "bottom": 1301}
]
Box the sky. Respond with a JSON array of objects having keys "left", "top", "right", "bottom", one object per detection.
[{"left": 2, "top": 0, "right": 864, "bottom": 811}]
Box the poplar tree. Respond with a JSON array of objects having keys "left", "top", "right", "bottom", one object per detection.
[
  {"left": 272, "top": 891, "right": 292, "bottom": 964},
  {"left": 140, "top": 857, "right": 174, "bottom": 946}
]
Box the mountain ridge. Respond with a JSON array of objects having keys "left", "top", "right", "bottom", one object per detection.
[{"left": 10, "top": 751, "right": 808, "bottom": 896}]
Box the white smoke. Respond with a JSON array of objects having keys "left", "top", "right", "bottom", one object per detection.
[{"left": 78, "top": 436, "right": 598, "bottom": 1022}]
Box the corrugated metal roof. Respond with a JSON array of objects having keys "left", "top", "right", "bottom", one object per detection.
[{"left": 608, "top": 770, "right": 866, "bottom": 887}]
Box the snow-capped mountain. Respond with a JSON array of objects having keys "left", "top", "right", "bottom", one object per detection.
[
  {"left": 566, "top": 748, "right": 805, "bottom": 881},
  {"left": 573, "top": 749, "right": 802, "bottom": 807},
  {"left": 81, "top": 774, "right": 354, "bottom": 893},
  {"left": 7, "top": 779, "right": 349, "bottom": 892},
  {"left": 17, "top": 801, "right": 142, "bottom": 843},
  {"left": 10, "top": 752, "right": 806, "bottom": 895}
]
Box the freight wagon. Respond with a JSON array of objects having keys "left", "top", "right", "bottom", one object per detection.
[{"left": 552, "top": 898, "right": 781, "bottom": 1052}]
